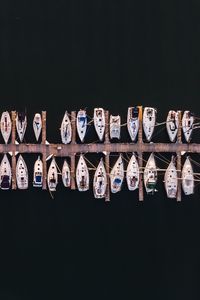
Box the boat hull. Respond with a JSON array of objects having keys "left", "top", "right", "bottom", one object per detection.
[
  {"left": 0, "top": 111, "right": 12, "bottom": 144},
  {"left": 182, "top": 157, "right": 194, "bottom": 195},
  {"left": 76, "top": 155, "right": 89, "bottom": 191},
  {"left": 16, "top": 155, "right": 28, "bottom": 189},
  {"left": 33, "top": 113, "right": 42, "bottom": 141},
  {"left": 144, "top": 153, "right": 157, "bottom": 194},
  {"left": 143, "top": 107, "right": 156, "bottom": 142},
  {"left": 94, "top": 108, "right": 105, "bottom": 141},
  {"left": 166, "top": 110, "right": 179, "bottom": 142},
  {"left": 33, "top": 156, "right": 43, "bottom": 187},
  {"left": 126, "top": 153, "right": 139, "bottom": 191},
  {"left": 164, "top": 157, "right": 178, "bottom": 198},
  {"left": 182, "top": 111, "right": 194, "bottom": 143},
  {"left": 93, "top": 159, "right": 107, "bottom": 198},
  {"left": 0, "top": 154, "right": 12, "bottom": 190},
  {"left": 110, "top": 154, "right": 124, "bottom": 193},
  {"left": 76, "top": 110, "right": 87, "bottom": 142},
  {"left": 47, "top": 158, "right": 58, "bottom": 191},
  {"left": 127, "top": 107, "right": 139, "bottom": 141},
  {"left": 61, "top": 112, "right": 72, "bottom": 144}
]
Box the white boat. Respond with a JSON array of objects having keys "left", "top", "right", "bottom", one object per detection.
[
  {"left": 110, "top": 154, "right": 124, "bottom": 193},
  {"left": 33, "top": 113, "right": 42, "bottom": 141},
  {"left": 93, "top": 158, "right": 107, "bottom": 198},
  {"left": 76, "top": 109, "right": 87, "bottom": 142},
  {"left": 33, "top": 156, "right": 43, "bottom": 187},
  {"left": 47, "top": 157, "right": 58, "bottom": 191},
  {"left": 164, "top": 156, "right": 178, "bottom": 198},
  {"left": 76, "top": 154, "right": 89, "bottom": 191},
  {"left": 62, "top": 160, "right": 71, "bottom": 188},
  {"left": 126, "top": 153, "right": 139, "bottom": 191},
  {"left": 144, "top": 153, "right": 157, "bottom": 194},
  {"left": 127, "top": 107, "right": 139, "bottom": 141},
  {"left": 16, "top": 155, "right": 28, "bottom": 189},
  {"left": 0, "top": 111, "right": 12, "bottom": 144},
  {"left": 110, "top": 115, "right": 121, "bottom": 139},
  {"left": 60, "top": 111, "right": 72, "bottom": 144},
  {"left": 0, "top": 154, "right": 12, "bottom": 190},
  {"left": 16, "top": 112, "right": 27, "bottom": 142},
  {"left": 182, "top": 157, "right": 194, "bottom": 195},
  {"left": 143, "top": 107, "right": 157, "bottom": 142},
  {"left": 182, "top": 111, "right": 194, "bottom": 143},
  {"left": 166, "top": 110, "right": 179, "bottom": 142},
  {"left": 93, "top": 108, "right": 105, "bottom": 141}
]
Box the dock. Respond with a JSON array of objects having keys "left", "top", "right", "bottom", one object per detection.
[{"left": 0, "top": 107, "right": 199, "bottom": 201}]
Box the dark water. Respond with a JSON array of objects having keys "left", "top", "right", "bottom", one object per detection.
[{"left": 0, "top": 1, "right": 200, "bottom": 299}]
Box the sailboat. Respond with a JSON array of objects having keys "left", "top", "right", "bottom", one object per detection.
[
  {"left": 93, "top": 108, "right": 105, "bottom": 141},
  {"left": 93, "top": 158, "right": 107, "bottom": 198},
  {"left": 127, "top": 107, "right": 139, "bottom": 141},
  {"left": 110, "top": 154, "right": 124, "bottom": 193},
  {"left": 76, "top": 109, "right": 87, "bottom": 142},
  {"left": 0, "top": 111, "right": 12, "bottom": 144},
  {"left": 76, "top": 154, "right": 89, "bottom": 191},
  {"left": 16, "top": 111, "right": 27, "bottom": 142},
  {"left": 60, "top": 111, "right": 72, "bottom": 144},
  {"left": 144, "top": 153, "right": 157, "bottom": 194},
  {"left": 182, "top": 111, "right": 194, "bottom": 143},
  {"left": 110, "top": 115, "right": 121, "bottom": 139},
  {"left": 164, "top": 156, "right": 178, "bottom": 198},
  {"left": 33, "top": 156, "right": 43, "bottom": 187},
  {"left": 166, "top": 110, "right": 179, "bottom": 142},
  {"left": 0, "top": 154, "right": 12, "bottom": 190},
  {"left": 47, "top": 157, "right": 58, "bottom": 191},
  {"left": 33, "top": 113, "right": 42, "bottom": 141},
  {"left": 16, "top": 155, "right": 28, "bottom": 189},
  {"left": 182, "top": 157, "right": 194, "bottom": 195},
  {"left": 62, "top": 160, "right": 71, "bottom": 188},
  {"left": 126, "top": 153, "right": 139, "bottom": 191},
  {"left": 143, "top": 107, "right": 157, "bottom": 142}
]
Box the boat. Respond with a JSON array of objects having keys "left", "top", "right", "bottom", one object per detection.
[
  {"left": 76, "top": 154, "right": 89, "bottom": 191},
  {"left": 33, "top": 156, "right": 43, "bottom": 187},
  {"left": 0, "top": 111, "right": 12, "bottom": 144},
  {"left": 60, "top": 111, "right": 72, "bottom": 144},
  {"left": 126, "top": 153, "right": 139, "bottom": 191},
  {"left": 110, "top": 154, "right": 124, "bottom": 193},
  {"left": 182, "top": 111, "right": 194, "bottom": 142},
  {"left": 143, "top": 107, "right": 157, "bottom": 142},
  {"left": 16, "top": 155, "right": 28, "bottom": 189},
  {"left": 143, "top": 153, "right": 157, "bottom": 194},
  {"left": 47, "top": 157, "right": 58, "bottom": 191},
  {"left": 166, "top": 110, "right": 179, "bottom": 142},
  {"left": 62, "top": 160, "right": 71, "bottom": 188},
  {"left": 0, "top": 154, "right": 12, "bottom": 190},
  {"left": 110, "top": 115, "right": 121, "bottom": 139},
  {"left": 16, "top": 111, "right": 27, "bottom": 142},
  {"left": 127, "top": 107, "right": 139, "bottom": 141},
  {"left": 33, "top": 113, "right": 42, "bottom": 141},
  {"left": 164, "top": 156, "right": 178, "bottom": 198},
  {"left": 182, "top": 157, "right": 194, "bottom": 195},
  {"left": 93, "top": 108, "right": 105, "bottom": 141},
  {"left": 76, "top": 109, "right": 87, "bottom": 142},
  {"left": 93, "top": 158, "right": 107, "bottom": 198}
]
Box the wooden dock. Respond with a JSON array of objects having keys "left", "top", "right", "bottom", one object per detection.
[{"left": 1, "top": 108, "right": 199, "bottom": 200}]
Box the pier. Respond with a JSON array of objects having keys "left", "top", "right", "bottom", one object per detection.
[{"left": 1, "top": 106, "right": 200, "bottom": 201}]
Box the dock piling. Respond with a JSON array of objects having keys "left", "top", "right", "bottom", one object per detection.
[
  {"left": 176, "top": 110, "right": 182, "bottom": 202},
  {"left": 138, "top": 106, "right": 144, "bottom": 201},
  {"left": 11, "top": 111, "right": 17, "bottom": 190},
  {"left": 70, "top": 111, "right": 76, "bottom": 190},
  {"left": 42, "top": 111, "right": 47, "bottom": 190},
  {"left": 104, "top": 110, "right": 110, "bottom": 202}
]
